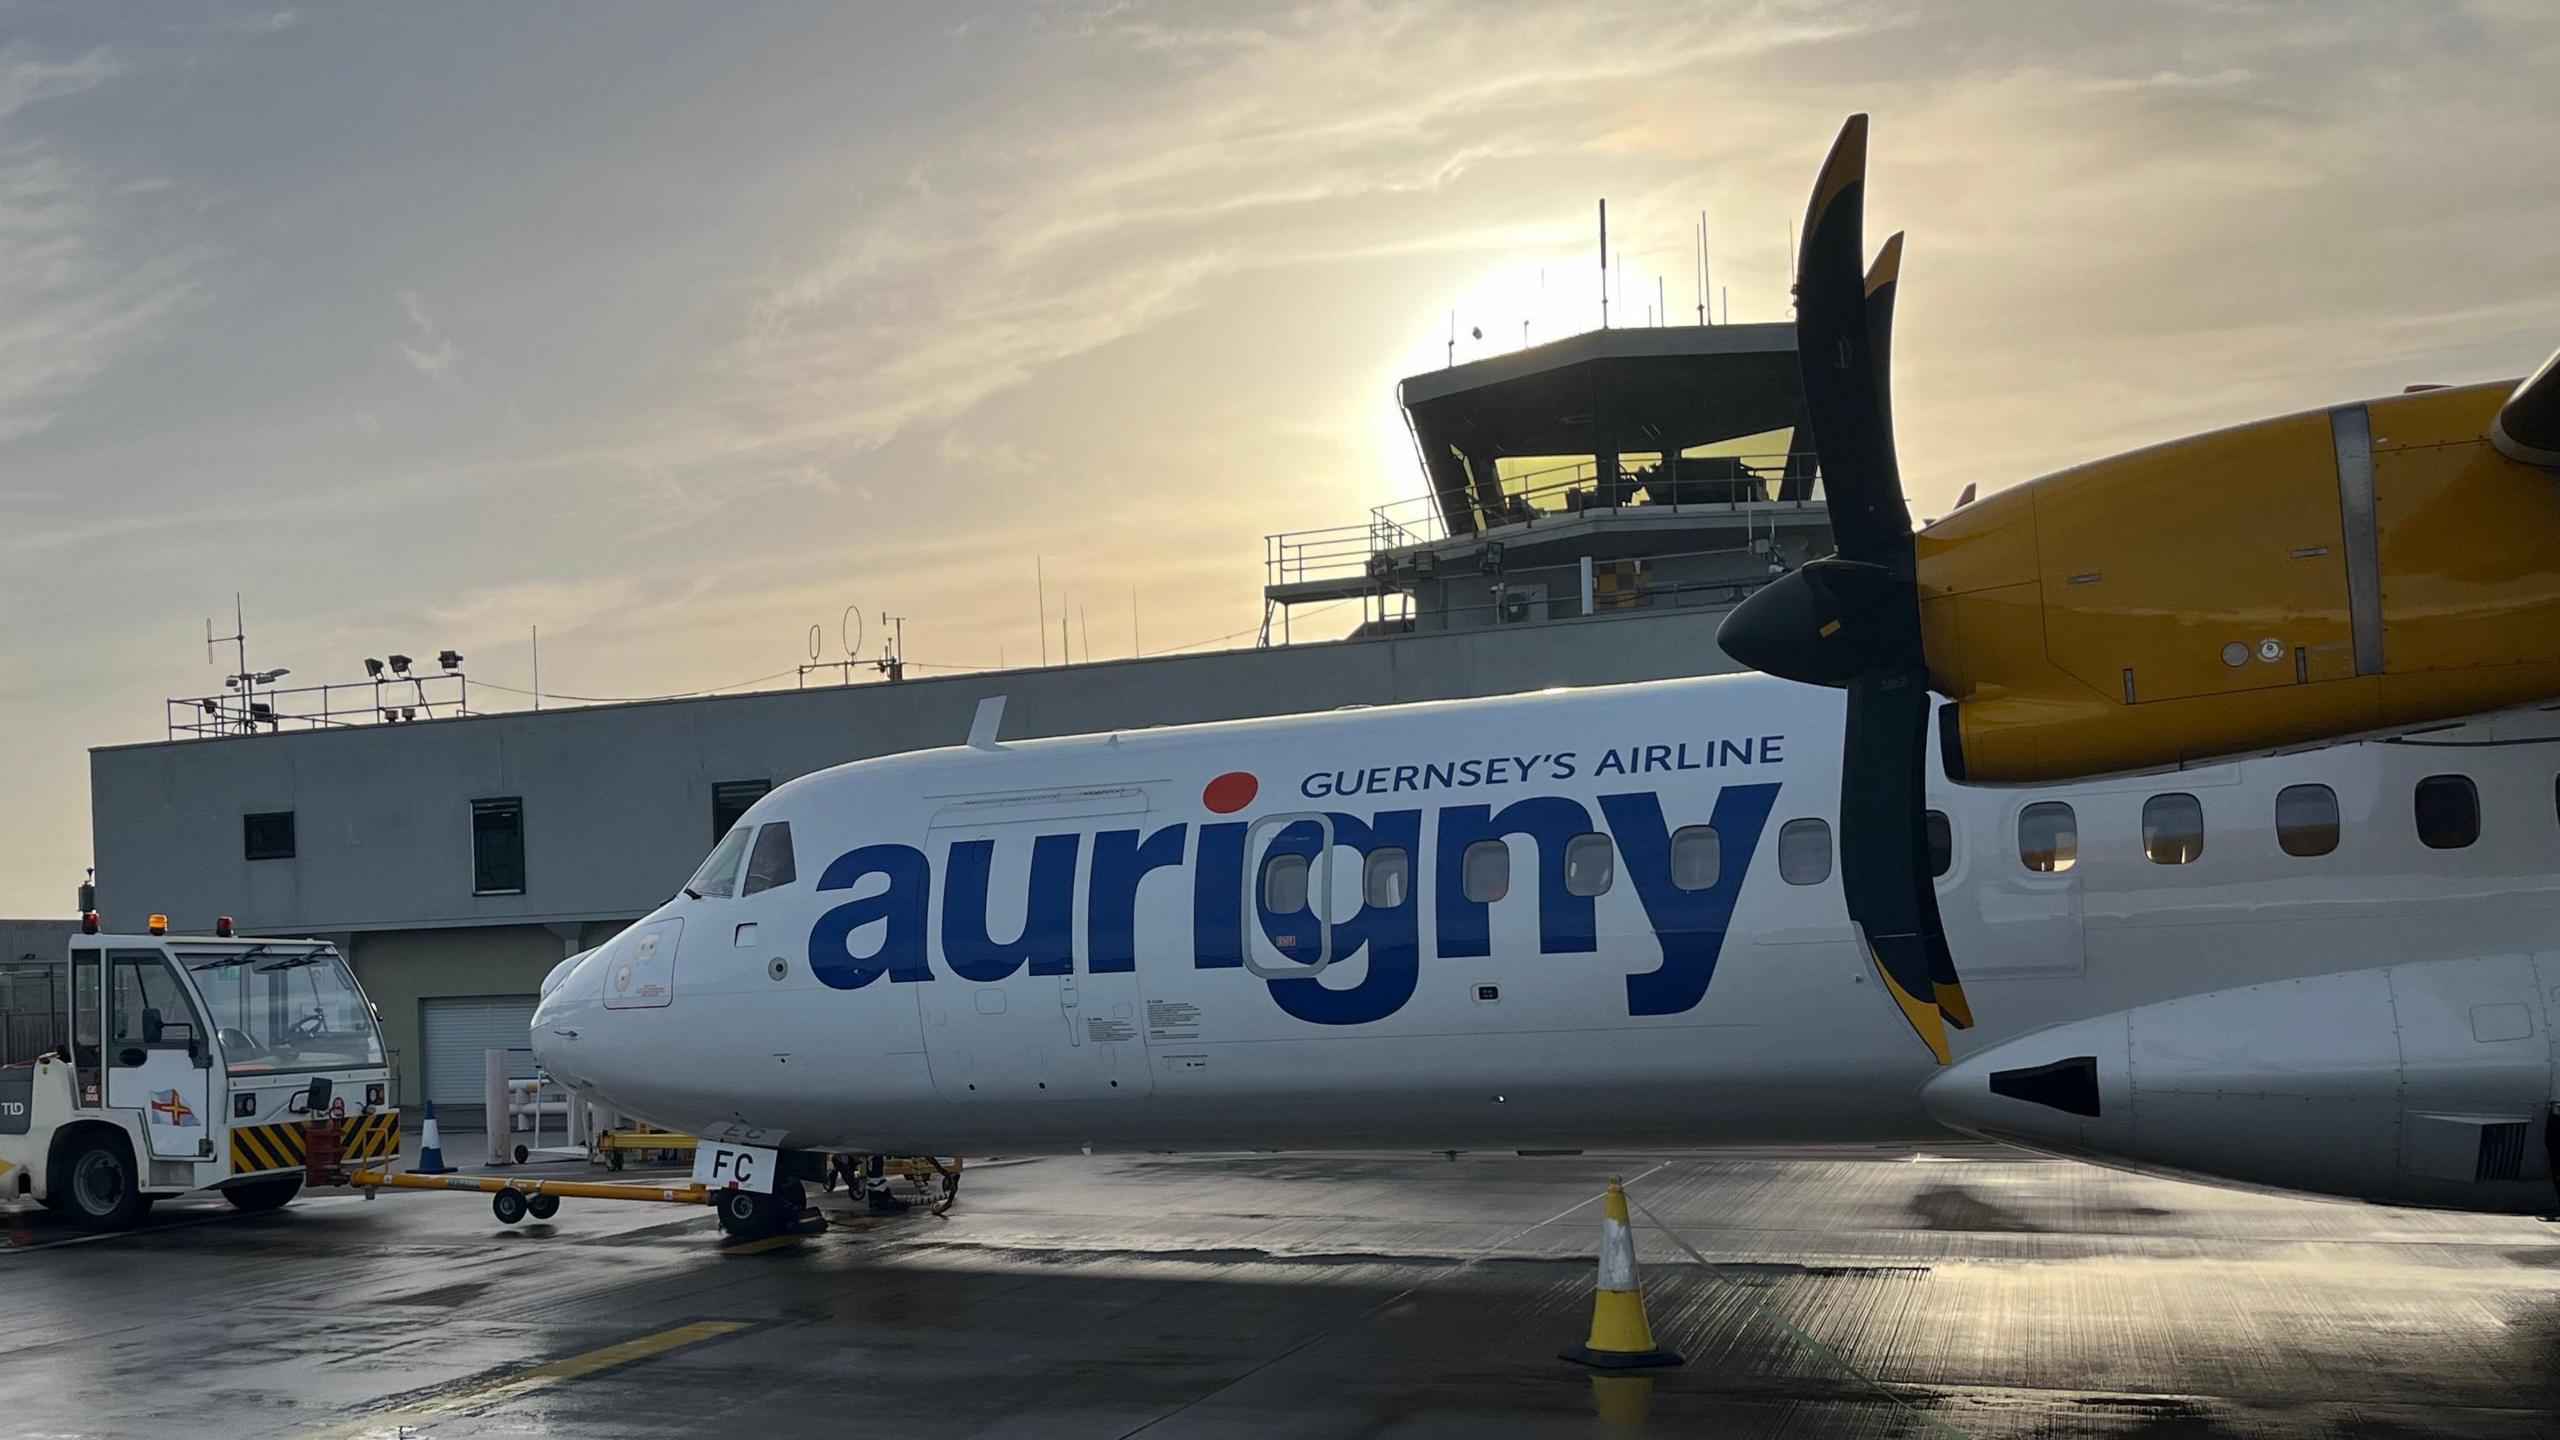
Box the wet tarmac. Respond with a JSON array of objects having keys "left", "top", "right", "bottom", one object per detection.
[{"left": 5, "top": 1138, "right": 2559, "bottom": 1438}]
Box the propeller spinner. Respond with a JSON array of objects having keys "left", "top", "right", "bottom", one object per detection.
[{"left": 1717, "top": 115, "right": 1972, "bottom": 1063}]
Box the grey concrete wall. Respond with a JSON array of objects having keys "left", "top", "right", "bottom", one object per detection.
[
  {"left": 350, "top": 920, "right": 628, "bottom": 1108},
  {"left": 93, "top": 606, "right": 1742, "bottom": 939}
]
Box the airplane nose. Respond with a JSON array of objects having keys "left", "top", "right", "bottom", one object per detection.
[
  {"left": 531, "top": 947, "right": 608, "bottom": 1090},
  {"left": 1922, "top": 1012, "right": 2129, "bottom": 1156}
]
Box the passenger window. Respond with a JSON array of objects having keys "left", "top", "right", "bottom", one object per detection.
[
  {"left": 1363, "top": 847, "right": 1410, "bottom": 908},
  {"left": 683, "top": 822, "right": 753, "bottom": 900},
  {"left": 1461, "top": 839, "right": 1511, "bottom": 902},
  {"left": 2276, "top": 784, "right": 2339, "bottom": 857},
  {"left": 1778, "top": 818, "right": 1832, "bottom": 885},
  {"left": 1669, "top": 826, "right": 1720, "bottom": 891},
  {"left": 2018, "top": 802, "right": 2078, "bottom": 873},
  {"left": 2415, "top": 774, "right": 2479, "bottom": 850},
  {"left": 742, "top": 821, "right": 798, "bottom": 895},
  {"left": 1924, "top": 810, "right": 1953, "bottom": 879},
  {"left": 1564, "top": 833, "right": 1615, "bottom": 897},
  {"left": 2142, "top": 793, "right": 2204, "bottom": 865},
  {"left": 1261, "top": 852, "right": 1311, "bottom": 912}
]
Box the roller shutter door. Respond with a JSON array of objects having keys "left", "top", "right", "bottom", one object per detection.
[{"left": 421, "top": 995, "right": 539, "bottom": 1109}]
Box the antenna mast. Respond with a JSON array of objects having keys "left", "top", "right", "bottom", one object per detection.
[
  {"left": 1597, "top": 199, "right": 1609, "bottom": 329},
  {"left": 1698, "top": 211, "right": 1710, "bottom": 325}
]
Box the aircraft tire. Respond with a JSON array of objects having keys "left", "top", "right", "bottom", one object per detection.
[{"left": 716, "top": 1188, "right": 782, "bottom": 1239}]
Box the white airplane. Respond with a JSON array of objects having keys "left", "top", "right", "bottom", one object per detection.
[{"left": 531, "top": 674, "right": 2560, "bottom": 1234}]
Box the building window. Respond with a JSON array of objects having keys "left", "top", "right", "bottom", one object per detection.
[
  {"left": 1261, "top": 852, "right": 1310, "bottom": 913},
  {"left": 1363, "top": 848, "right": 1410, "bottom": 908},
  {"left": 2276, "top": 784, "right": 2339, "bottom": 857},
  {"left": 1669, "top": 826, "right": 1721, "bottom": 890},
  {"left": 742, "top": 822, "right": 798, "bottom": 896},
  {"left": 1924, "top": 810, "right": 1953, "bottom": 878},
  {"left": 2019, "top": 802, "right": 2078, "bottom": 873},
  {"left": 1564, "top": 833, "right": 1615, "bottom": 897},
  {"left": 1778, "top": 818, "right": 1832, "bottom": 885},
  {"left": 712, "top": 779, "right": 770, "bottom": 843},
  {"left": 242, "top": 811, "right": 296, "bottom": 862},
  {"left": 471, "top": 798, "right": 526, "bottom": 895},
  {"left": 1461, "top": 839, "right": 1511, "bottom": 903},
  {"left": 2414, "top": 775, "right": 2479, "bottom": 850},
  {"left": 2142, "top": 793, "right": 2204, "bottom": 865}
]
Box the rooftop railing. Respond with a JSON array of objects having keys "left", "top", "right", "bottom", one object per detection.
[
  {"left": 167, "top": 672, "right": 472, "bottom": 740},
  {"left": 1268, "top": 450, "right": 1826, "bottom": 592}
]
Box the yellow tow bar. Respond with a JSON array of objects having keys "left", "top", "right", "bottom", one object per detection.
[{"left": 349, "top": 1168, "right": 712, "bottom": 1225}]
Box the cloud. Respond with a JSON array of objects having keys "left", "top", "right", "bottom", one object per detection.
[
  {"left": 0, "top": 43, "right": 196, "bottom": 446},
  {"left": 396, "top": 288, "right": 458, "bottom": 383}
]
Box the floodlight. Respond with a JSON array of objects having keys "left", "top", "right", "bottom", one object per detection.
[{"left": 387, "top": 654, "right": 413, "bottom": 676}]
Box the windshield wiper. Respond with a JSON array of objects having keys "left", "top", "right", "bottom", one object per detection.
[{"left": 683, "top": 887, "right": 703, "bottom": 900}]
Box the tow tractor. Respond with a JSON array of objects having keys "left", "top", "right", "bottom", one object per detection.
[{"left": 0, "top": 919, "right": 399, "bottom": 1231}]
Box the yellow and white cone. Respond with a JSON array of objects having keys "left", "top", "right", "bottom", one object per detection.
[{"left": 1561, "top": 1175, "right": 1683, "bottom": 1370}]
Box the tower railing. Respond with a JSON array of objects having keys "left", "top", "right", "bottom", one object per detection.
[{"left": 1267, "top": 450, "right": 1823, "bottom": 590}]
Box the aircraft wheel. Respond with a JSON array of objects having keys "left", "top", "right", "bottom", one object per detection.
[
  {"left": 58, "top": 1134, "right": 149, "bottom": 1232},
  {"left": 716, "top": 1188, "right": 781, "bottom": 1239},
  {"left": 526, "top": 1192, "right": 560, "bottom": 1221},
  {"left": 225, "top": 1177, "right": 303, "bottom": 1213},
  {"left": 492, "top": 1187, "right": 529, "bottom": 1225}
]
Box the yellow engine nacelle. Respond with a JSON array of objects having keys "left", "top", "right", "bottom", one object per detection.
[{"left": 1920, "top": 374, "right": 2560, "bottom": 783}]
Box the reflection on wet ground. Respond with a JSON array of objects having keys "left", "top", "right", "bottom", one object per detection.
[{"left": 6, "top": 1140, "right": 2558, "bottom": 1437}]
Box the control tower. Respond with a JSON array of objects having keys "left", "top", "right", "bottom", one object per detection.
[{"left": 1263, "top": 322, "right": 1836, "bottom": 641}]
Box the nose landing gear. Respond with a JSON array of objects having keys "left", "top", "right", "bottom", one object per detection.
[{"left": 715, "top": 1176, "right": 808, "bottom": 1240}]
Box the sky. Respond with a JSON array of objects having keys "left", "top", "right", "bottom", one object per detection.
[{"left": 0, "top": 0, "right": 2555, "bottom": 914}]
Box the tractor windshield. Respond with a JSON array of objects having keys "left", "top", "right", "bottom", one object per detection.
[{"left": 181, "top": 945, "right": 384, "bottom": 1074}]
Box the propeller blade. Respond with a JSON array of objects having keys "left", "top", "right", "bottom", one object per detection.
[
  {"left": 1857, "top": 227, "right": 1971, "bottom": 1033},
  {"left": 1794, "top": 116, "right": 1914, "bottom": 571},
  {"left": 1839, "top": 674, "right": 1951, "bottom": 1062},
  {"left": 1781, "top": 116, "right": 1972, "bottom": 1058}
]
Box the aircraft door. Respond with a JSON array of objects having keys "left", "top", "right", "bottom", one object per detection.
[
  {"left": 103, "top": 950, "right": 213, "bottom": 1161},
  {"left": 922, "top": 786, "right": 1159, "bottom": 1101},
  {"left": 1967, "top": 798, "right": 2086, "bottom": 978}
]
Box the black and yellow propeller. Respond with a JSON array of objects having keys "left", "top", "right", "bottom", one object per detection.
[{"left": 1716, "top": 115, "right": 1972, "bottom": 1063}]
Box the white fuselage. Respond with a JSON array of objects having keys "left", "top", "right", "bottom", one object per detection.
[{"left": 532, "top": 672, "right": 2560, "bottom": 1168}]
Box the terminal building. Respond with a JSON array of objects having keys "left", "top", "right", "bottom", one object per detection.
[{"left": 87, "top": 323, "right": 1836, "bottom": 1117}]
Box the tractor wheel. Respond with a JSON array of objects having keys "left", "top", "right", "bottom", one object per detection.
[
  {"left": 225, "top": 1177, "right": 304, "bottom": 1214},
  {"left": 57, "top": 1134, "right": 150, "bottom": 1232}
]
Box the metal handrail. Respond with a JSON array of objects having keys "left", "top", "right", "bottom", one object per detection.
[
  {"left": 1267, "top": 450, "right": 1825, "bottom": 589},
  {"left": 167, "top": 672, "right": 471, "bottom": 740}
]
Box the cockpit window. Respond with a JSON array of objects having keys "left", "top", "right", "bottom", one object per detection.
[
  {"left": 685, "top": 823, "right": 753, "bottom": 899},
  {"left": 743, "top": 822, "right": 798, "bottom": 896}
]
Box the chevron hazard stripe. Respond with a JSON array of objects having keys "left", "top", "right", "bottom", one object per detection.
[{"left": 230, "top": 1110, "right": 402, "bottom": 1177}]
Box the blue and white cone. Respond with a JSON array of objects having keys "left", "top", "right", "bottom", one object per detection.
[{"left": 414, "top": 1100, "right": 451, "bottom": 1175}]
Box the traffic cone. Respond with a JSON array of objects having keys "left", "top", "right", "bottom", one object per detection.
[
  {"left": 413, "top": 1101, "right": 451, "bottom": 1175},
  {"left": 1561, "top": 1175, "right": 1683, "bottom": 1370}
]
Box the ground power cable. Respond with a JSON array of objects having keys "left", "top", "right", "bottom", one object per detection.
[{"left": 1625, "top": 1192, "right": 1971, "bottom": 1440}]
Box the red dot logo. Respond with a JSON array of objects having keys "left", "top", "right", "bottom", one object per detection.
[{"left": 1203, "top": 771, "right": 1258, "bottom": 814}]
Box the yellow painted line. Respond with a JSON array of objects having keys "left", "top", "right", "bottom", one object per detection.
[
  {"left": 723, "top": 1233, "right": 804, "bottom": 1255},
  {"left": 301, "top": 1319, "right": 750, "bottom": 1439}
]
